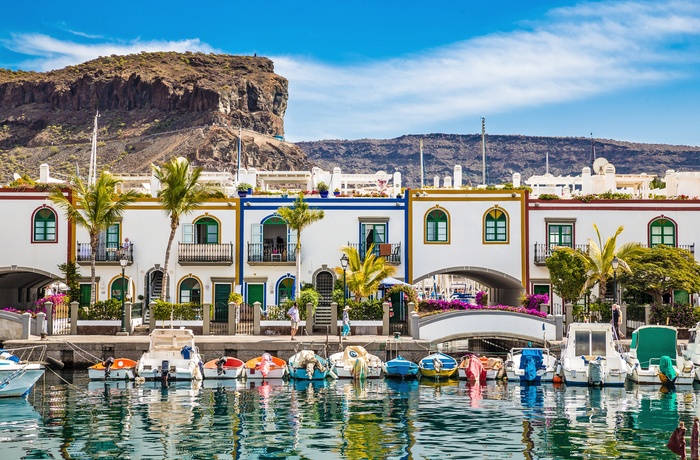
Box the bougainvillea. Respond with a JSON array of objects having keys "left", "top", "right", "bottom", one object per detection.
[
  {"left": 475, "top": 291, "right": 488, "bottom": 306},
  {"left": 416, "top": 299, "right": 547, "bottom": 319},
  {"left": 521, "top": 293, "right": 550, "bottom": 310}
]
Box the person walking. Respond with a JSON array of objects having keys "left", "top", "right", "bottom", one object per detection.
[
  {"left": 612, "top": 304, "right": 624, "bottom": 339},
  {"left": 341, "top": 305, "right": 351, "bottom": 339},
  {"left": 287, "top": 302, "right": 300, "bottom": 341}
]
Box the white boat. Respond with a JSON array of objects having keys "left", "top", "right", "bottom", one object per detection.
[
  {"left": 136, "top": 329, "right": 203, "bottom": 381},
  {"left": 505, "top": 347, "right": 558, "bottom": 383},
  {"left": 0, "top": 346, "right": 46, "bottom": 398},
  {"left": 681, "top": 322, "right": 700, "bottom": 382},
  {"left": 244, "top": 353, "right": 287, "bottom": 380},
  {"left": 202, "top": 357, "right": 244, "bottom": 380},
  {"left": 624, "top": 325, "right": 694, "bottom": 385},
  {"left": 329, "top": 346, "right": 383, "bottom": 379},
  {"left": 560, "top": 323, "right": 629, "bottom": 386},
  {"left": 457, "top": 355, "right": 505, "bottom": 381}
]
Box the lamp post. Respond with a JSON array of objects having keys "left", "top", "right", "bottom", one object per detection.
[
  {"left": 611, "top": 256, "right": 619, "bottom": 305},
  {"left": 119, "top": 256, "right": 128, "bottom": 333},
  {"left": 340, "top": 254, "right": 349, "bottom": 309}
]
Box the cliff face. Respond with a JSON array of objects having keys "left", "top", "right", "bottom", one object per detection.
[{"left": 0, "top": 52, "right": 310, "bottom": 182}]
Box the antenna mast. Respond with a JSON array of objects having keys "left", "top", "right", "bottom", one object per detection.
[
  {"left": 88, "top": 111, "right": 99, "bottom": 186},
  {"left": 481, "top": 117, "right": 486, "bottom": 185},
  {"left": 419, "top": 138, "right": 424, "bottom": 188}
]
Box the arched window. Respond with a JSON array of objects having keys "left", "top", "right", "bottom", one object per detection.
[
  {"left": 277, "top": 277, "right": 294, "bottom": 305},
  {"left": 650, "top": 218, "right": 676, "bottom": 247},
  {"left": 33, "top": 208, "right": 56, "bottom": 242},
  {"left": 484, "top": 208, "right": 508, "bottom": 243},
  {"left": 179, "top": 277, "right": 201, "bottom": 304},
  {"left": 426, "top": 208, "right": 448, "bottom": 243}
]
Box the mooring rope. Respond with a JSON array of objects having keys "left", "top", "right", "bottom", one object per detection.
[{"left": 62, "top": 341, "right": 102, "bottom": 364}]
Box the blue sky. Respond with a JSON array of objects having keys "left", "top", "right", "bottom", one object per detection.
[{"left": 1, "top": 0, "right": 700, "bottom": 146}]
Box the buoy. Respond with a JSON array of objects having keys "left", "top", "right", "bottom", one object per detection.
[
  {"left": 46, "top": 356, "right": 64, "bottom": 369},
  {"left": 552, "top": 374, "right": 562, "bottom": 384}
]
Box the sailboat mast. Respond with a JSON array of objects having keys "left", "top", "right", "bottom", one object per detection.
[
  {"left": 481, "top": 117, "right": 486, "bottom": 185},
  {"left": 88, "top": 111, "right": 99, "bottom": 186}
]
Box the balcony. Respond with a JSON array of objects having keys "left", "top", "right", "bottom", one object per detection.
[
  {"left": 533, "top": 243, "right": 589, "bottom": 265},
  {"left": 347, "top": 242, "right": 401, "bottom": 265},
  {"left": 77, "top": 243, "right": 133, "bottom": 265},
  {"left": 534, "top": 242, "right": 695, "bottom": 264},
  {"left": 247, "top": 243, "right": 296, "bottom": 264},
  {"left": 178, "top": 243, "right": 233, "bottom": 265}
]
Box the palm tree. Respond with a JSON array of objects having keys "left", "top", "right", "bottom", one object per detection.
[
  {"left": 276, "top": 192, "right": 324, "bottom": 299},
  {"left": 49, "top": 172, "right": 138, "bottom": 306},
  {"left": 152, "top": 157, "right": 209, "bottom": 302},
  {"left": 563, "top": 224, "right": 641, "bottom": 300},
  {"left": 335, "top": 244, "right": 397, "bottom": 301}
]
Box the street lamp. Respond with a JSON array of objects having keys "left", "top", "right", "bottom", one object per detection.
[
  {"left": 611, "top": 256, "right": 619, "bottom": 305},
  {"left": 340, "top": 254, "right": 349, "bottom": 309},
  {"left": 119, "top": 256, "right": 128, "bottom": 333}
]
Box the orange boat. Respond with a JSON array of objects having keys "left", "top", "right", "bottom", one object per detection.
[
  {"left": 203, "top": 356, "right": 245, "bottom": 379},
  {"left": 88, "top": 357, "right": 138, "bottom": 380},
  {"left": 245, "top": 353, "right": 287, "bottom": 379}
]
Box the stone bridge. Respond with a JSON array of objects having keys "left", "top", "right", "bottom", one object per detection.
[{"left": 411, "top": 309, "right": 563, "bottom": 344}]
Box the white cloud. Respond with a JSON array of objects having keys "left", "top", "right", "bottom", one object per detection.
[
  {"left": 275, "top": 0, "right": 700, "bottom": 141},
  {"left": 4, "top": 34, "right": 217, "bottom": 71}
]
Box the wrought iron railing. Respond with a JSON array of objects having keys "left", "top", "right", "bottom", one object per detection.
[
  {"left": 76, "top": 243, "right": 134, "bottom": 262},
  {"left": 178, "top": 243, "right": 233, "bottom": 263},
  {"left": 533, "top": 243, "right": 589, "bottom": 264},
  {"left": 247, "top": 243, "right": 296, "bottom": 263},
  {"left": 346, "top": 242, "right": 401, "bottom": 264}
]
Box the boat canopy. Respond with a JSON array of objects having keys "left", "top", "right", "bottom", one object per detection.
[{"left": 631, "top": 326, "right": 678, "bottom": 369}]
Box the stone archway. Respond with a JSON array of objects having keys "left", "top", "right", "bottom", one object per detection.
[{"left": 0, "top": 266, "right": 63, "bottom": 309}]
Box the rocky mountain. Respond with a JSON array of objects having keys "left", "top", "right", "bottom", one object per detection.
[
  {"left": 0, "top": 52, "right": 310, "bottom": 183},
  {"left": 298, "top": 134, "right": 700, "bottom": 187}
]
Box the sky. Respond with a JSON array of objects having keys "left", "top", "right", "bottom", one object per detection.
[{"left": 1, "top": 0, "right": 700, "bottom": 146}]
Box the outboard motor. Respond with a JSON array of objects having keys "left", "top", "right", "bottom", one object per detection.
[
  {"left": 161, "top": 360, "right": 170, "bottom": 382},
  {"left": 103, "top": 357, "right": 114, "bottom": 379},
  {"left": 216, "top": 357, "right": 227, "bottom": 376}
]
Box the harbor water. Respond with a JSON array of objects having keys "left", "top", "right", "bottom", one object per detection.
[{"left": 4, "top": 370, "right": 699, "bottom": 459}]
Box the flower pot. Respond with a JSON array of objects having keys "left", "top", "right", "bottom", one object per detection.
[
  {"left": 320, "top": 190, "right": 329, "bottom": 198},
  {"left": 238, "top": 191, "right": 247, "bottom": 198},
  {"left": 333, "top": 191, "right": 340, "bottom": 197}
]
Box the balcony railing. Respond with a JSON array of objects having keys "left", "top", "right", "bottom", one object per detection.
[
  {"left": 534, "top": 242, "right": 695, "bottom": 264},
  {"left": 347, "top": 242, "right": 401, "bottom": 264},
  {"left": 247, "top": 243, "right": 296, "bottom": 263},
  {"left": 178, "top": 243, "right": 233, "bottom": 264},
  {"left": 533, "top": 243, "right": 589, "bottom": 264},
  {"left": 77, "top": 243, "right": 134, "bottom": 263}
]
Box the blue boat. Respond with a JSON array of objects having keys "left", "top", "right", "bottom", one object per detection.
[
  {"left": 384, "top": 355, "right": 419, "bottom": 379},
  {"left": 418, "top": 352, "right": 458, "bottom": 380},
  {"left": 288, "top": 350, "right": 329, "bottom": 380}
]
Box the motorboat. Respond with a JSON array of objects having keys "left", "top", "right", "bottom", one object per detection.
[
  {"left": 624, "top": 325, "right": 694, "bottom": 385},
  {"left": 560, "top": 322, "right": 629, "bottom": 386},
  {"left": 202, "top": 356, "right": 245, "bottom": 380},
  {"left": 288, "top": 350, "right": 330, "bottom": 380},
  {"left": 384, "top": 355, "right": 419, "bottom": 379},
  {"left": 136, "top": 329, "right": 203, "bottom": 381},
  {"left": 244, "top": 353, "right": 287, "bottom": 380},
  {"left": 681, "top": 322, "right": 700, "bottom": 382},
  {"left": 329, "top": 346, "right": 383, "bottom": 379},
  {"left": 418, "top": 352, "right": 458, "bottom": 380},
  {"left": 458, "top": 355, "right": 505, "bottom": 381},
  {"left": 0, "top": 346, "right": 46, "bottom": 398},
  {"left": 505, "top": 347, "right": 558, "bottom": 383},
  {"left": 88, "top": 357, "right": 138, "bottom": 380}
]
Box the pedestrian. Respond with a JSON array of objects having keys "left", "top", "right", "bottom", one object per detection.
[
  {"left": 287, "top": 302, "right": 299, "bottom": 341},
  {"left": 612, "top": 304, "right": 624, "bottom": 339},
  {"left": 341, "top": 305, "right": 351, "bottom": 339}
]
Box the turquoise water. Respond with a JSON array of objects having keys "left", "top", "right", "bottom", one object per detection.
[{"left": 4, "top": 371, "right": 699, "bottom": 459}]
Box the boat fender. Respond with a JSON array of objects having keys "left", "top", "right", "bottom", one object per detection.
[
  {"left": 552, "top": 374, "right": 562, "bottom": 384},
  {"left": 46, "top": 356, "right": 64, "bottom": 369}
]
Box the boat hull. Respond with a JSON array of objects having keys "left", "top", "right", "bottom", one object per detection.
[
  {"left": 419, "top": 368, "right": 457, "bottom": 379},
  {"left": 288, "top": 351, "right": 329, "bottom": 380},
  {"left": 203, "top": 357, "right": 244, "bottom": 380},
  {"left": 627, "top": 365, "right": 695, "bottom": 385},
  {"left": 245, "top": 355, "right": 287, "bottom": 380},
  {"left": 329, "top": 348, "right": 384, "bottom": 379},
  {"left": 384, "top": 357, "right": 419, "bottom": 379},
  {"left": 505, "top": 348, "right": 558, "bottom": 384},
  {"left": 0, "top": 365, "right": 45, "bottom": 398},
  {"left": 418, "top": 352, "right": 458, "bottom": 380}
]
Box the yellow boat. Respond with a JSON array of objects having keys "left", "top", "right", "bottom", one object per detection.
[{"left": 418, "top": 352, "right": 458, "bottom": 380}]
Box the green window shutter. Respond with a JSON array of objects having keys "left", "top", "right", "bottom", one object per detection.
[
  {"left": 426, "top": 210, "right": 448, "bottom": 242},
  {"left": 548, "top": 224, "right": 573, "bottom": 247},
  {"left": 34, "top": 208, "right": 56, "bottom": 241},
  {"left": 650, "top": 218, "right": 675, "bottom": 247},
  {"left": 485, "top": 209, "right": 507, "bottom": 242},
  {"left": 106, "top": 224, "right": 120, "bottom": 248},
  {"left": 277, "top": 277, "right": 294, "bottom": 305}
]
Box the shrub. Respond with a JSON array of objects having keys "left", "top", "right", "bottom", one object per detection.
[
  {"left": 475, "top": 291, "right": 488, "bottom": 306},
  {"left": 228, "top": 292, "right": 243, "bottom": 305},
  {"left": 317, "top": 181, "right": 329, "bottom": 192},
  {"left": 520, "top": 293, "right": 549, "bottom": 310},
  {"left": 79, "top": 299, "right": 121, "bottom": 320},
  {"left": 416, "top": 299, "right": 547, "bottom": 319},
  {"left": 346, "top": 298, "right": 384, "bottom": 321},
  {"left": 650, "top": 303, "right": 700, "bottom": 328},
  {"left": 264, "top": 305, "right": 287, "bottom": 321},
  {"left": 381, "top": 285, "right": 418, "bottom": 305},
  {"left": 150, "top": 300, "right": 202, "bottom": 322},
  {"left": 297, "top": 288, "right": 321, "bottom": 314}
]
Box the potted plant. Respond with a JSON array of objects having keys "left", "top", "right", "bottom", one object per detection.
[
  {"left": 317, "top": 182, "right": 329, "bottom": 198},
  {"left": 237, "top": 182, "right": 252, "bottom": 198},
  {"left": 333, "top": 188, "right": 341, "bottom": 197},
  {"left": 228, "top": 292, "right": 243, "bottom": 305}
]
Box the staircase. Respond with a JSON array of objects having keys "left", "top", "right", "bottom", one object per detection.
[{"left": 313, "top": 302, "right": 332, "bottom": 332}]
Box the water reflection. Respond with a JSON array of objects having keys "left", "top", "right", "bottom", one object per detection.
[{"left": 6, "top": 372, "right": 700, "bottom": 459}]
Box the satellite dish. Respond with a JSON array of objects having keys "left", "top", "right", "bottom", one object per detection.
[
  {"left": 592, "top": 157, "right": 609, "bottom": 175},
  {"left": 13, "top": 173, "right": 21, "bottom": 180}
]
